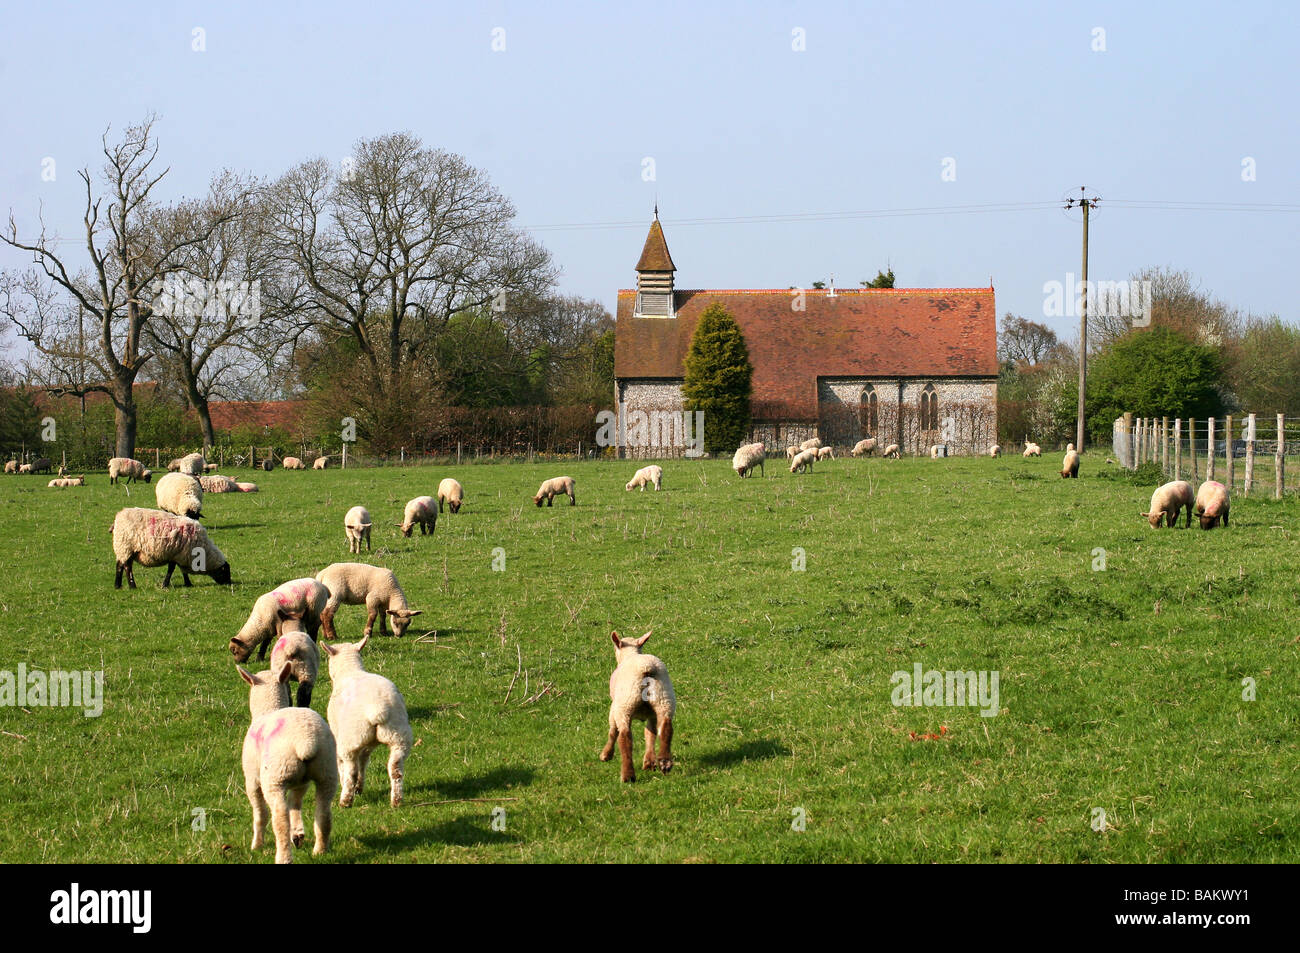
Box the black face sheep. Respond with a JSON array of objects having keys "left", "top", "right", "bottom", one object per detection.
[
  {"left": 111, "top": 507, "right": 232, "bottom": 588},
  {"left": 533, "top": 476, "right": 576, "bottom": 506},
  {"left": 230, "top": 578, "right": 330, "bottom": 663},
  {"left": 270, "top": 611, "right": 320, "bottom": 708},
  {"left": 1194, "top": 480, "right": 1230, "bottom": 530},
  {"left": 237, "top": 665, "right": 338, "bottom": 864},
  {"left": 1140, "top": 480, "right": 1195, "bottom": 529},
  {"left": 399, "top": 496, "right": 437, "bottom": 537},
  {"left": 322, "top": 635, "right": 413, "bottom": 808},
  {"left": 107, "top": 457, "right": 152, "bottom": 484},
  {"left": 155, "top": 472, "right": 204, "bottom": 520},
  {"left": 599, "top": 630, "right": 676, "bottom": 783},
  {"left": 315, "top": 562, "right": 422, "bottom": 639}
]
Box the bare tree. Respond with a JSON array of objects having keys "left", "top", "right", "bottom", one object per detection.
[
  {"left": 999, "top": 314, "right": 1062, "bottom": 366},
  {"left": 1, "top": 118, "right": 237, "bottom": 457}
]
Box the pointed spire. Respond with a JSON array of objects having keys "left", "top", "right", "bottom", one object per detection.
[{"left": 635, "top": 213, "right": 675, "bottom": 273}]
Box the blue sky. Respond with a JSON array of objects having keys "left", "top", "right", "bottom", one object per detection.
[{"left": 2, "top": 0, "right": 1296, "bottom": 342}]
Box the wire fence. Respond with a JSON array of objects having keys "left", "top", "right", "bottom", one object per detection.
[{"left": 1113, "top": 413, "right": 1300, "bottom": 498}]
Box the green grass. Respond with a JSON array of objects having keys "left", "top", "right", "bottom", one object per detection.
[{"left": 1, "top": 453, "right": 1297, "bottom": 863}]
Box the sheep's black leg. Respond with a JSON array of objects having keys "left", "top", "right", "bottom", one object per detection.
[
  {"left": 181, "top": 567, "right": 192, "bottom": 587},
  {"left": 162, "top": 562, "right": 175, "bottom": 588},
  {"left": 126, "top": 560, "right": 137, "bottom": 590},
  {"left": 115, "top": 562, "right": 124, "bottom": 589}
]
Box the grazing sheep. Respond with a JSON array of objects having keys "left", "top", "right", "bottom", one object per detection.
[
  {"left": 283, "top": 456, "right": 306, "bottom": 470},
  {"left": 236, "top": 481, "right": 259, "bottom": 492},
  {"left": 155, "top": 472, "right": 204, "bottom": 520},
  {"left": 47, "top": 476, "right": 85, "bottom": 487},
  {"left": 270, "top": 612, "right": 321, "bottom": 708},
  {"left": 989, "top": 444, "right": 1000, "bottom": 457},
  {"left": 437, "top": 478, "right": 464, "bottom": 513},
  {"left": 229, "top": 578, "right": 330, "bottom": 664},
  {"left": 799, "top": 437, "right": 822, "bottom": 451},
  {"left": 1140, "top": 480, "right": 1195, "bottom": 529},
  {"left": 625, "top": 465, "right": 663, "bottom": 492},
  {"left": 174, "top": 452, "right": 205, "bottom": 476},
  {"left": 1022, "top": 441, "right": 1041, "bottom": 457},
  {"left": 882, "top": 443, "right": 900, "bottom": 458},
  {"left": 399, "top": 496, "right": 437, "bottom": 537},
  {"left": 344, "top": 505, "right": 372, "bottom": 553},
  {"left": 315, "top": 562, "right": 422, "bottom": 639},
  {"left": 204, "top": 462, "right": 219, "bottom": 472},
  {"left": 785, "top": 446, "right": 799, "bottom": 460},
  {"left": 3, "top": 461, "right": 15, "bottom": 474},
  {"left": 1194, "top": 480, "right": 1230, "bottom": 530},
  {"left": 1061, "top": 449, "right": 1080, "bottom": 478},
  {"left": 852, "top": 438, "right": 877, "bottom": 457},
  {"left": 732, "top": 442, "right": 766, "bottom": 478},
  {"left": 17, "top": 464, "right": 33, "bottom": 474},
  {"left": 200, "top": 473, "right": 241, "bottom": 493},
  {"left": 166, "top": 458, "right": 182, "bottom": 472},
  {"left": 533, "top": 476, "right": 576, "bottom": 506},
  {"left": 237, "top": 665, "right": 337, "bottom": 864},
  {"left": 108, "top": 457, "right": 152, "bottom": 484},
  {"left": 313, "top": 456, "right": 328, "bottom": 470},
  {"left": 112, "top": 507, "right": 231, "bottom": 589},
  {"left": 929, "top": 445, "right": 943, "bottom": 459},
  {"left": 322, "top": 634, "right": 414, "bottom": 807},
  {"left": 789, "top": 448, "right": 816, "bottom": 474},
  {"left": 599, "top": 631, "right": 675, "bottom": 783},
  {"left": 31, "top": 457, "right": 52, "bottom": 474},
  {"left": 816, "top": 447, "right": 835, "bottom": 461}
]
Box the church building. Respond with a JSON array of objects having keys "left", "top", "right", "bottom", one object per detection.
[{"left": 613, "top": 214, "right": 998, "bottom": 456}]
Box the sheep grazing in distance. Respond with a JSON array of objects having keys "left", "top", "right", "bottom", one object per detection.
[
  {"left": 816, "top": 447, "right": 835, "bottom": 461},
  {"left": 155, "top": 472, "right": 204, "bottom": 520},
  {"left": 112, "top": 507, "right": 231, "bottom": 588},
  {"left": 1194, "top": 480, "right": 1230, "bottom": 530},
  {"left": 437, "top": 477, "right": 463, "bottom": 513},
  {"left": 3, "top": 461, "right": 15, "bottom": 474},
  {"left": 852, "top": 438, "right": 877, "bottom": 456},
  {"left": 200, "top": 473, "right": 241, "bottom": 493},
  {"left": 1022, "top": 441, "right": 1041, "bottom": 457},
  {"left": 315, "top": 562, "right": 422, "bottom": 639},
  {"left": 1061, "top": 449, "right": 1080, "bottom": 478},
  {"left": 1140, "top": 480, "right": 1195, "bottom": 529},
  {"left": 229, "top": 578, "right": 330, "bottom": 663},
  {"left": 799, "top": 437, "right": 822, "bottom": 452},
  {"left": 929, "top": 445, "right": 943, "bottom": 459},
  {"left": 344, "top": 505, "right": 372, "bottom": 553},
  {"left": 204, "top": 462, "right": 219, "bottom": 472},
  {"left": 322, "top": 634, "right": 414, "bottom": 807},
  {"left": 313, "top": 456, "right": 328, "bottom": 470},
  {"left": 47, "top": 476, "right": 85, "bottom": 487},
  {"left": 173, "top": 452, "right": 205, "bottom": 476},
  {"left": 732, "top": 442, "right": 765, "bottom": 478},
  {"left": 790, "top": 448, "right": 816, "bottom": 474},
  {"left": 399, "top": 496, "right": 437, "bottom": 537},
  {"left": 270, "top": 611, "right": 320, "bottom": 708},
  {"left": 18, "top": 464, "right": 33, "bottom": 474},
  {"left": 31, "top": 457, "right": 52, "bottom": 474},
  {"left": 236, "top": 481, "right": 259, "bottom": 492},
  {"left": 882, "top": 443, "right": 900, "bottom": 458},
  {"left": 989, "top": 444, "right": 1000, "bottom": 457},
  {"left": 600, "top": 630, "right": 675, "bottom": 783},
  {"left": 107, "top": 457, "right": 152, "bottom": 484},
  {"left": 534, "top": 475, "right": 576, "bottom": 506},
  {"left": 625, "top": 465, "right": 663, "bottom": 492},
  {"left": 237, "top": 665, "right": 337, "bottom": 864},
  {"left": 785, "top": 446, "right": 799, "bottom": 460},
  {"left": 283, "top": 456, "right": 306, "bottom": 470}
]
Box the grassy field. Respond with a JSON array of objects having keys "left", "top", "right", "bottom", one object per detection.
[{"left": 1, "top": 452, "right": 1297, "bottom": 863}]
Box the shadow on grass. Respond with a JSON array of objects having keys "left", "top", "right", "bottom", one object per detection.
[
  {"left": 353, "top": 817, "right": 522, "bottom": 854},
  {"left": 407, "top": 764, "right": 536, "bottom": 800},
  {"left": 695, "top": 738, "right": 791, "bottom": 769}
]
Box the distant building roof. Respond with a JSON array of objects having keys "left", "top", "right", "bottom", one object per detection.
[{"left": 207, "top": 400, "right": 306, "bottom": 431}]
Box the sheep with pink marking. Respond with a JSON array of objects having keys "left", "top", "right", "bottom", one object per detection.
[
  {"left": 229, "top": 578, "right": 330, "bottom": 664},
  {"left": 270, "top": 611, "right": 320, "bottom": 708}
]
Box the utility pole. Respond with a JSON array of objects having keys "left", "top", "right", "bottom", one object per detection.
[{"left": 1065, "top": 187, "right": 1101, "bottom": 451}]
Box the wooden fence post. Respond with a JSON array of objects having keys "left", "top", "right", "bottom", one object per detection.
[
  {"left": 1225, "top": 415, "right": 1234, "bottom": 491},
  {"left": 1174, "top": 419, "right": 1182, "bottom": 481},
  {"left": 1244, "top": 413, "right": 1255, "bottom": 497},
  {"left": 1160, "top": 416, "right": 1168, "bottom": 471},
  {"left": 1206, "top": 417, "right": 1216, "bottom": 481},
  {"left": 1123, "top": 413, "right": 1134, "bottom": 469},
  {"left": 1277, "top": 414, "right": 1285, "bottom": 499}
]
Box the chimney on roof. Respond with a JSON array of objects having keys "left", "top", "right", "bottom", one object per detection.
[{"left": 634, "top": 208, "right": 676, "bottom": 317}]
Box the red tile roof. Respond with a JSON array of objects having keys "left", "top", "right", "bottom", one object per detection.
[
  {"left": 614, "top": 287, "right": 996, "bottom": 416},
  {"left": 207, "top": 400, "right": 305, "bottom": 431}
]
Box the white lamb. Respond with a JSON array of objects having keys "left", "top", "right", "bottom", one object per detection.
[
  {"left": 789, "top": 448, "right": 816, "bottom": 473},
  {"left": 107, "top": 457, "right": 152, "bottom": 484},
  {"left": 270, "top": 612, "right": 321, "bottom": 708},
  {"left": 47, "top": 476, "right": 85, "bottom": 487},
  {"left": 4, "top": 461, "right": 15, "bottom": 474},
  {"left": 785, "top": 446, "right": 799, "bottom": 460},
  {"left": 313, "top": 456, "right": 328, "bottom": 470},
  {"left": 112, "top": 507, "right": 231, "bottom": 589},
  {"left": 315, "top": 562, "right": 422, "bottom": 639},
  {"left": 989, "top": 444, "right": 1001, "bottom": 457},
  {"left": 400, "top": 496, "right": 437, "bottom": 537},
  {"left": 882, "top": 443, "right": 900, "bottom": 458},
  {"left": 533, "top": 476, "right": 576, "bottom": 506},
  {"left": 625, "top": 465, "right": 663, "bottom": 491},
  {"left": 236, "top": 481, "right": 259, "bottom": 492},
  {"left": 229, "top": 578, "right": 330, "bottom": 664},
  {"left": 283, "top": 456, "right": 306, "bottom": 470},
  {"left": 799, "top": 437, "right": 822, "bottom": 451},
  {"left": 155, "top": 472, "right": 204, "bottom": 520},
  {"left": 175, "top": 452, "right": 205, "bottom": 476},
  {"left": 237, "top": 665, "right": 337, "bottom": 863},
  {"left": 732, "top": 442, "right": 765, "bottom": 478},
  {"left": 1023, "top": 441, "right": 1041, "bottom": 457},
  {"left": 344, "top": 505, "right": 372, "bottom": 553},
  {"left": 852, "top": 438, "right": 877, "bottom": 456},
  {"left": 930, "top": 444, "right": 942, "bottom": 459},
  {"left": 437, "top": 478, "right": 463, "bottom": 513},
  {"left": 599, "top": 631, "right": 675, "bottom": 783},
  {"left": 816, "top": 447, "right": 835, "bottom": 460},
  {"left": 322, "top": 634, "right": 414, "bottom": 807}
]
